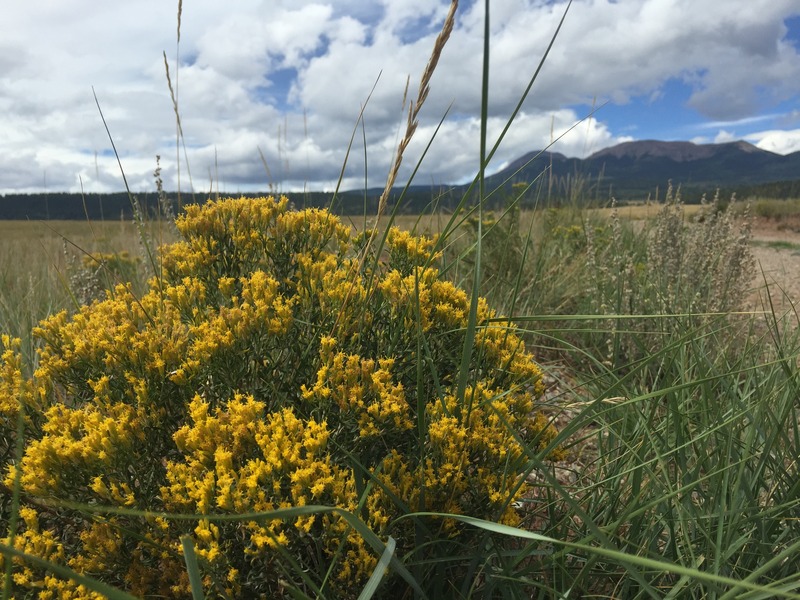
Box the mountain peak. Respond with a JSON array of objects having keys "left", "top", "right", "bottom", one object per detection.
[
  {"left": 588, "top": 139, "right": 771, "bottom": 163},
  {"left": 481, "top": 138, "right": 799, "bottom": 201}
]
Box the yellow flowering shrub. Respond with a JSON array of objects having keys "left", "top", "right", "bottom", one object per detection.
[{"left": 1, "top": 196, "right": 559, "bottom": 597}]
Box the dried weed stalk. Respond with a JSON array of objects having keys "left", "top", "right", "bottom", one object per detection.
[
  {"left": 585, "top": 183, "right": 755, "bottom": 367},
  {"left": 377, "top": 0, "right": 458, "bottom": 219},
  {"left": 335, "top": 0, "right": 458, "bottom": 333}
]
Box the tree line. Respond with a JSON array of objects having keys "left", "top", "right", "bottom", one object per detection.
[
  {"left": 2, "top": 179, "right": 799, "bottom": 220},
  {"left": 0, "top": 189, "right": 460, "bottom": 220}
]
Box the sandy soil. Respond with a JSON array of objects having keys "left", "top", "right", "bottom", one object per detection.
[{"left": 750, "top": 223, "right": 800, "bottom": 313}]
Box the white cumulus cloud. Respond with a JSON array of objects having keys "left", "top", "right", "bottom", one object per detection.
[
  {"left": 750, "top": 129, "right": 800, "bottom": 154},
  {"left": 0, "top": 0, "right": 798, "bottom": 194}
]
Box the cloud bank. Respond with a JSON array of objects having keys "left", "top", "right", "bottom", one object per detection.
[{"left": 1, "top": 0, "right": 799, "bottom": 194}]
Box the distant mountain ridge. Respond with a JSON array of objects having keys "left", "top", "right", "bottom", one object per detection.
[
  {"left": 481, "top": 139, "right": 800, "bottom": 201},
  {"left": 3, "top": 140, "right": 800, "bottom": 220},
  {"left": 589, "top": 139, "right": 772, "bottom": 162}
]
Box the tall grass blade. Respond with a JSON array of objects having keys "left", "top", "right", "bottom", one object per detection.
[
  {"left": 409, "top": 514, "right": 800, "bottom": 599},
  {"left": 357, "top": 536, "right": 396, "bottom": 600},
  {"left": 455, "top": 0, "right": 488, "bottom": 408},
  {"left": 91, "top": 88, "right": 159, "bottom": 280},
  {"left": 180, "top": 535, "right": 206, "bottom": 600}
]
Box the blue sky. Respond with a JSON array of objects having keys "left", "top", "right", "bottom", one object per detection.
[
  {"left": 1, "top": 0, "right": 799, "bottom": 194},
  {"left": 578, "top": 78, "right": 799, "bottom": 149}
]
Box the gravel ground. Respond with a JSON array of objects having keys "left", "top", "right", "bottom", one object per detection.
[{"left": 750, "top": 224, "right": 800, "bottom": 313}]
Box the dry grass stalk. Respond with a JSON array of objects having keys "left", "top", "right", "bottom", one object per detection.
[
  {"left": 332, "top": 0, "right": 458, "bottom": 335},
  {"left": 376, "top": 0, "right": 458, "bottom": 219},
  {"left": 165, "top": 0, "right": 194, "bottom": 206},
  {"left": 177, "top": 0, "right": 182, "bottom": 42}
]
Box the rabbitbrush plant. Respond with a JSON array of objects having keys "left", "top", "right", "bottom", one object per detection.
[{"left": 0, "top": 196, "right": 561, "bottom": 598}]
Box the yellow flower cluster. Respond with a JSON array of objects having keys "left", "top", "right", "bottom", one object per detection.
[
  {"left": 379, "top": 265, "right": 474, "bottom": 331},
  {"left": 302, "top": 342, "right": 411, "bottom": 438},
  {"left": 1, "top": 196, "right": 558, "bottom": 597},
  {"left": 80, "top": 250, "right": 140, "bottom": 272},
  {"left": 385, "top": 226, "right": 440, "bottom": 273},
  {"left": 1, "top": 335, "right": 35, "bottom": 436},
  {"left": 159, "top": 394, "right": 377, "bottom": 586},
  {"left": 11, "top": 401, "right": 143, "bottom": 497}
]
